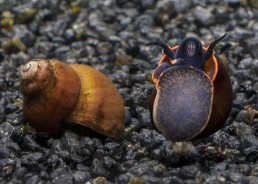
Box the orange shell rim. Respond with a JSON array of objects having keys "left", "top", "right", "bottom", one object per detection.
[{"left": 158, "top": 46, "right": 218, "bottom": 82}]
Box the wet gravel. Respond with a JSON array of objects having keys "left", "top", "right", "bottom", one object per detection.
[{"left": 0, "top": 0, "right": 258, "bottom": 183}]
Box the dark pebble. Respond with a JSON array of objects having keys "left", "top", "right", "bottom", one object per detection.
[
  {"left": 0, "top": 146, "right": 10, "bottom": 160},
  {"left": 61, "top": 131, "right": 79, "bottom": 152},
  {"left": 102, "top": 156, "right": 119, "bottom": 169},
  {"left": 50, "top": 167, "right": 73, "bottom": 184},
  {"left": 116, "top": 173, "right": 132, "bottom": 184},
  {"left": 23, "top": 134, "right": 41, "bottom": 151},
  {"left": 180, "top": 164, "right": 200, "bottom": 179},
  {"left": 91, "top": 158, "right": 108, "bottom": 177},
  {"left": 73, "top": 171, "right": 91, "bottom": 184},
  {"left": 13, "top": 25, "right": 36, "bottom": 47},
  {"left": 204, "top": 175, "right": 227, "bottom": 184},
  {"left": 46, "top": 154, "right": 59, "bottom": 168},
  {"left": 104, "top": 142, "right": 123, "bottom": 160},
  {"left": 50, "top": 140, "right": 71, "bottom": 162},
  {"left": 21, "top": 152, "right": 43, "bottom": 169},
  {"left": 4, "top": 103, "right": 18, "bottom": 114},
  {"left": 162, "top": 176, "right": 184, "bottom": 184},
  {"left": 243, "top": 146, "right": 258, "bottom": 162},
  {"left": 118, "top": 160, "right": 138, "bottom": 173},
  {"left": 240, "top": 133, "right": 258, "bottom": 149},
  {"left": 24, "top": 175, "right": 42, "bottom": 184}
]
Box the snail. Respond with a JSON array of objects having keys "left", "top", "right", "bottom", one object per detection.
[
  {"left": 19, "top": 59, "right": 125, "bottom": 139},
  {"left": 147, "top": 33, "right": 233, "bottom": 141}
]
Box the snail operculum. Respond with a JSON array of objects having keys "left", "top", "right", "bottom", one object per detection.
[
  {"left": 147, "top": 34, "right": 227, "bottom": 141},
  {"left": 154, "top": 66, "right": 214, "bottom": 141}
]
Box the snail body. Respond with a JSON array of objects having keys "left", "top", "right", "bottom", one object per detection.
[
  {"left": 147, "top": 34, "right": 233, "bottom": 141},
  {"left": 20, "top": 59, "right": 125, "bottom": 139}
]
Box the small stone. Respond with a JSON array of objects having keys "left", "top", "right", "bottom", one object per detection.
[
  {"left": 128, "top": 160, "right": 166, "bottom": 177},
  {"left": 102, "top": 156, "right": 118, "bottom": 169},
  {"left": 12, "top": 167, "right": 27, "bottom": 180},
  {"left": 79, "top": 136, "right": 96, "bottom": 153},
  {"left": 150, "top": 147, "right": 164, "bottom": 160},
  {"left": 13, "top": 25, "right": 36, "bottom": 47},
  {"left": 51, "top": 167, "right": 73, "bottom": 184},
  {"left": 23, "top": 134, "right": 41, "bottom": 151},
  {"left": 226, "top": 172, "right": 249, "bottom": 183},
  {"left": 162, "top": 176, "right": 184, "bottom": 184},
  {"left": 224, "top": 0, "right": 240, "bottom": 5},
  {"left": 73, "top": 171, "right": 90, "bottom": 184},
  {"left": 61, "top": 131, "right": 79, "bottom": 153},
  {"left": 0, "top": 158, "right": 17, "bottom": 177},
  {"left": 235, "top": 106, "right": 258, "bottom": 125},
  {"left": 204, "top": 175, "right": 226, "bottom": 184},
  {"left": 128, "top": 177, "right": 145, "bottom": 184},
  {"left": 193, "top": 6, "right": 215, "bottom": 26},
  {"left": 93, "top": 176, "right": 108, "bottom": 184},
  {"left": 228, "top": 121, "right": 254, "bottom": 137},
  {"left": 210, "top": 162, "right": 228, "bottom": 175},
  {"left": 135, "top": 107, "right": 151, "bottom": 127},
  {"left": 104, "top": 142, "right": 123, "bottom": 160},
  {"left": 1, "top": 17, "right": 14, "bottom": 31},
  {"left": 115, "top": 173, "right": 131, "bottom": 184},
  {"left": 0, "top": 147, "right": 10, "bottom": 159},
  {"left": 21, "top": 152, "right": 43, "bottom": 169},
  {"left": 4, "top": 103, "right": 18, "bottom": 114},
  {"left": 16, "top": 8, "right": 37, "bottom": 23},
  {"left": 180, "top": 164, "right": 200, "bottom": 179},
  {"left": 0, "top": 122, "right": 15, "bottom": 141},
  {"left": 240, "top": 133, "right": 258, "bottom": 149},
  {"left": 12, "top": 36, "right": 27, "bottom": 52},
  {"left": 243, "top": 146, "right": 258, "bottom": 162},
  {"left": 172, "top": 0, "right": 193, "bottom": 13},
  {"left": 50, "top": 140, "right": 71, "bottom": 161},
  {"left": 47, "top": 154, "right": 59, "bottom": 168},
  {"left": 91, "top": 158, "right": 108, "bottom": 177},
  {"left": 247, "top": 38, "right": 258, "bottom": 58},
  {"left": 25, "top": 175, "right": 42, "bottom": 184},
  {"left": 118, "top": 160, "right": 137, "bottom": 173}
]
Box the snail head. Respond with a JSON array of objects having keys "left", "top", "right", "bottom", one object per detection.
[{"left": 146, "top": 33, "right": 227, "bottom": 71}]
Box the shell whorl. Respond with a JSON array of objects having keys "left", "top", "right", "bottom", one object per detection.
[{"left": 20, "top": 60, "right": 54, "bottom": 97}]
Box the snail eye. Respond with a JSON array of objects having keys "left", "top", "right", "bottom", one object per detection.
[{"left": 186, "top": 41, "right": 196, "bottom": 56}]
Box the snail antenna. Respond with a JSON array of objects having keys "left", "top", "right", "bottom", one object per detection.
[
  {"left": 203, "top": 33, "right": 227, "bottom": 61},
  {"left": 146, "top": 41, "right": 175, "bottom": 59}
]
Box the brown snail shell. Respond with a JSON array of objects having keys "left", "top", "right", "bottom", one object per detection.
[
  {"left": 20, "top": 59, "right": 125, "bottom": 139},
  {"left": 148, "top": 34, "right": 233, "bottom": 141}
]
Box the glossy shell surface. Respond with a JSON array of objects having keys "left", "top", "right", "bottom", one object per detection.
[
  {"left": 67, "top": 64, "right": 125, "bottom": 139},
  {"left": 21, "top": 59, "right": 81, "bottom": 134},
  {"left": 20, "top": 59, "right": 125, "bottom": 139}
]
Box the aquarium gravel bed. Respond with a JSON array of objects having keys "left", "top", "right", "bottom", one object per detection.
[{"left": 0, "top": 0, "right": 258, "bottom": 183}]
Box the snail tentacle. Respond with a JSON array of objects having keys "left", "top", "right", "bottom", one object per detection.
[
  {"left": 146, "top": 41, "right": 175, "bottom": 59},
  {"left": 203, "top": 33, "right": 227, "bottom": 62}
]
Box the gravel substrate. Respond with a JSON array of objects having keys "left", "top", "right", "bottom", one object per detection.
[{"left": 0, "top": 0, "right": 258, "bottom": 183}]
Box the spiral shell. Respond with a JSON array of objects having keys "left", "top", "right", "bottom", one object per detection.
[{"left": 20, "top": 59, "right": 125, "bottom": 139}]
